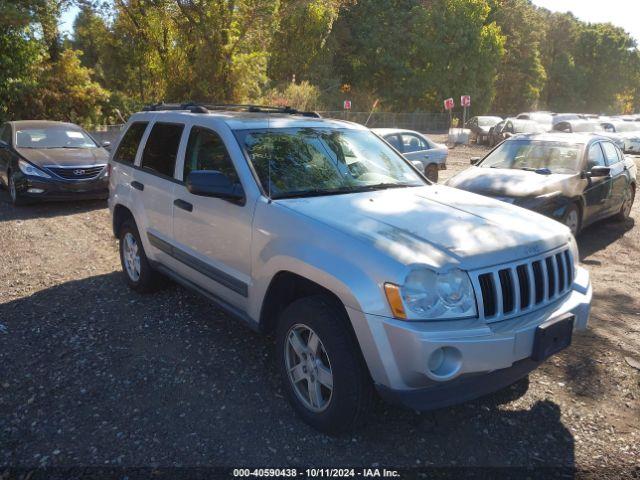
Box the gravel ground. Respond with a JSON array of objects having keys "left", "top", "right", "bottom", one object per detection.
[{"left": 0, "top": 140, "right": 639, "bottom": 475}]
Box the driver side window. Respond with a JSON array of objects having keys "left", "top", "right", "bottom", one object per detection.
[
  {"left": 184, "top": 126, "right": 239, "bottom": 184},
  {"left": 587, "top": 143, "right": 606, "bottom": 170}
]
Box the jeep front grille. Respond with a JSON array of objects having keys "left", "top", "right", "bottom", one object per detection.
[{"left": 472, "top": 247, "right": 574, "bottom": 322}]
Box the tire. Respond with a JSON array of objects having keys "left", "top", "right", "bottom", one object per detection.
[
  {"left": 118, "top": 220, "right": 165, "bottom": 293},
  {"left": 7, "top": 172, "right": 28, "bottom": 206},
  {"left": 276, "top": 295, "right": 374, "bottom": 434},
  {"left": 425, "top": 164, "right": 439, "bottom": 183},
  {"left": 615, "top": 184, "right": 635, "bottom": 221},
  {"left": 563, "top": 203, "right": 581, "bottom": 236}
]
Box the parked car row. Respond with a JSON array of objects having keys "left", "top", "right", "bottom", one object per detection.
[{"left": 467, "top": 111, "right": 640, "bottom": 153}]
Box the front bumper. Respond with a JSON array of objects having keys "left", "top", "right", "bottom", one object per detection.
[
  {"left": 14, "top": 173, "right": 109, "bottom": 201},
  {"left": 348, "top": 266, "right": 591, "bottom": 410}
]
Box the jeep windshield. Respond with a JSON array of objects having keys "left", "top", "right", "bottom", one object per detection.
[
  {"left": 235, "top": 127, "right": 425, "bottom": 199},
  {"left": 479, "top": 140, "right": 584, "bottom": 174}
]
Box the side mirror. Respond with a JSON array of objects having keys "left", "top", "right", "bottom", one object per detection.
[
  {"left": 186, "top": 170, "right": 244, "bottom": 203},
  {"left": 101, "top": 141, "right": 111, "bottom": 150},
  {"left": 470, "top": 157, "right": 481, "bottom": 165},
  {"left": 587, "top": 166, "right": 611, "bottom": 178},
  {"left": 0, "top": 140, "right": 8, "bottom": 149}
]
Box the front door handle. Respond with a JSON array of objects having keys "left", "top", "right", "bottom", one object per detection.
[
  {"left": 131, "top": 181, "right": 144, "bottom": 191},
  {"left": 174, "top": 199, "right": 193, "bottom": 212}
]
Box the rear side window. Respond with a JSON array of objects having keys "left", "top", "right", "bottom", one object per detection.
[
  {"left": 184, "top": 127, "right": 239, "bottom": 183},
  {"left": 141, "top": 123, "right": 184, "bottom": 178},
  {"left": 601, "top": 142, "right": 621, "bottom": 165},
  {"left": 113, "top": 122, "right": 147, "bottom": 164}
]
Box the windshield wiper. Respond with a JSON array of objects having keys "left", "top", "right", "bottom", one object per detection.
[
  {"left": 271, "top": 183, "right": 416, "bottom": 199},
  {"left": 272, "top": 187, "right": 358, "bottom": 199},
  {"left": 518, "top": 167, "right": 552, "bottom": 175},
  {"left": 348, "top": 182, "right": 417, "bottom": 192}
]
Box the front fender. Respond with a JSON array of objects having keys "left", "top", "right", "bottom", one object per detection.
[{"left": 247, "top": 200, "right": 403, "bottom": 322}]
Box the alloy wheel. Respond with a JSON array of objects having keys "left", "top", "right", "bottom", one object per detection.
[
  {"left": 284, "top": 324, "right": 333, "bottom": 412},
  {"left": 122, "top": 232, "right": 141, "bottom": 282}
]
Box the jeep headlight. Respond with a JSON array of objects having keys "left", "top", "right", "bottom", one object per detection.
[{"left": 386, "top": 268, "right": 477, "bottom": 320}]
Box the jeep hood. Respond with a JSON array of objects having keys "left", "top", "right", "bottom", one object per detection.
[
  {"left": 278, "top": 185, "right": 570, "bottom": 270},
  {"left": 16, "top": 147, "right": 108, "bottom": 167},
  {"left": 446, "top": 167, "right": 576, "bottom": 197}
]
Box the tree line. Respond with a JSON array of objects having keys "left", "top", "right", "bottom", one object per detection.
[{"left": 2, "top": 0, "right": 640, "bottom": 125}]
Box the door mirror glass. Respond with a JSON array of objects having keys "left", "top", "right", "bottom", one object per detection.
[
  {"left": 186, "top": 170, "right": 244, "bottom": 202},
  {"left": 0, "top": 140, "right": 9, "bottom": 149},
  {"left": 587, "top": 166, "right": 611, "bottom": 178},
  {"left": 101, "top": 141, "right": 111, "bottom": 149},
  {"left": 470, "top": 157, "right": 481, "bottom": 165}
]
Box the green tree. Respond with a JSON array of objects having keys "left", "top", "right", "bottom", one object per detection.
[
  {"left": 490, "top": 0, "right": 546, "bottom": 114},
  {"left": 572, "top": 23, "right": 638, "bottom": 113}
]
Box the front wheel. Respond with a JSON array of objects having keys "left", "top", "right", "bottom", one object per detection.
[
  {"left": 276, "top": 295, "right": 373, "bottom": 434},
  {"left": 425, "top": 164, "right": 439, "bottom": 183},
  {"left": 8, "top": 172, "right": 27, "bottom": 206},
  {"left": 563, "top": 203, "right": 581, "bottom": 236}
]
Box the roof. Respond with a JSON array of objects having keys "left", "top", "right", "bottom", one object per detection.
[{"left": 130, "top": 109, "right": 367, "bottom": 131}]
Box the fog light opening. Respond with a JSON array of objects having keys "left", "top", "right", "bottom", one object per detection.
[
  {"left": 427, "top": 346, "right": 462, "bottom": 379},
  {"left": 27, "top": 188, "right": 44, "bottom": 194}
]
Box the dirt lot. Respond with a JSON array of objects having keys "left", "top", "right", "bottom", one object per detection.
[{"left": 1, "top": 139, "right": 639, "bottom": 475}]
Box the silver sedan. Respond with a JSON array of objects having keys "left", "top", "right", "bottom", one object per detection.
[{"left": 373, "top": 128, "right": 448, "bottom": 182}]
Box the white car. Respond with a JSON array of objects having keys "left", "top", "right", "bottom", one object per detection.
[
  {"left": 601, "top": 121, "right": 640, "bottom": 153},
  {"left": 372, "top": 128, "right": 448, "bottom": 182},
  {"left": 109, "top": 104, "right": 592, "bottom": 434}
]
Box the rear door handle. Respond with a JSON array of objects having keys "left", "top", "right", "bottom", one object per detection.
[
  {"left": 174, "top": 199, "right": 193, "bottom": 212},
  {"left": 131, "top": 181, "right": 144, "bottom": 191}
]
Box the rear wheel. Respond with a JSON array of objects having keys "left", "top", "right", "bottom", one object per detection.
[
  {"left": 425, "top": 164, "right": 439, "bottom": 183},
  {"left": 118, "top": 220, "right": 165, "bottom": 293},
  {"left": 616, "top": 184, "right": 635, "bottom": 221},
  {"left": 563, "top": 203, "right": 581, "bottom": 236},
  {"left": 276, "top": 295, "right": 373, "bottom": 434}
]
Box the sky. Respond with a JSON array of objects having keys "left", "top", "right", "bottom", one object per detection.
[
  {"left": 61, "top": 1, "right": 640, "bottom": 43},
  {"left": 531, "top": 0, "right": 640, "bottom": 44}
]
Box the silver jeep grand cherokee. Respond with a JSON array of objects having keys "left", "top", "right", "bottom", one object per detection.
[{"left": 108, "top": 104, "right": 592, "bottom": 434}]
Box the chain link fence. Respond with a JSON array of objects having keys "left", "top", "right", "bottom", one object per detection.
[{"left": 86, "top": 112, "right": 449, "bottom": 143}]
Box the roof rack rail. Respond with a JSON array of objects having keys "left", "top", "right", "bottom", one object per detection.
[{"left": 142, "top": 102, "right": 322, "bottom": 118}]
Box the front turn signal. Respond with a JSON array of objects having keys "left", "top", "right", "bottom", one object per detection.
[{"left": 384, "top": 283, "right": 407, "bottom": 319}]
